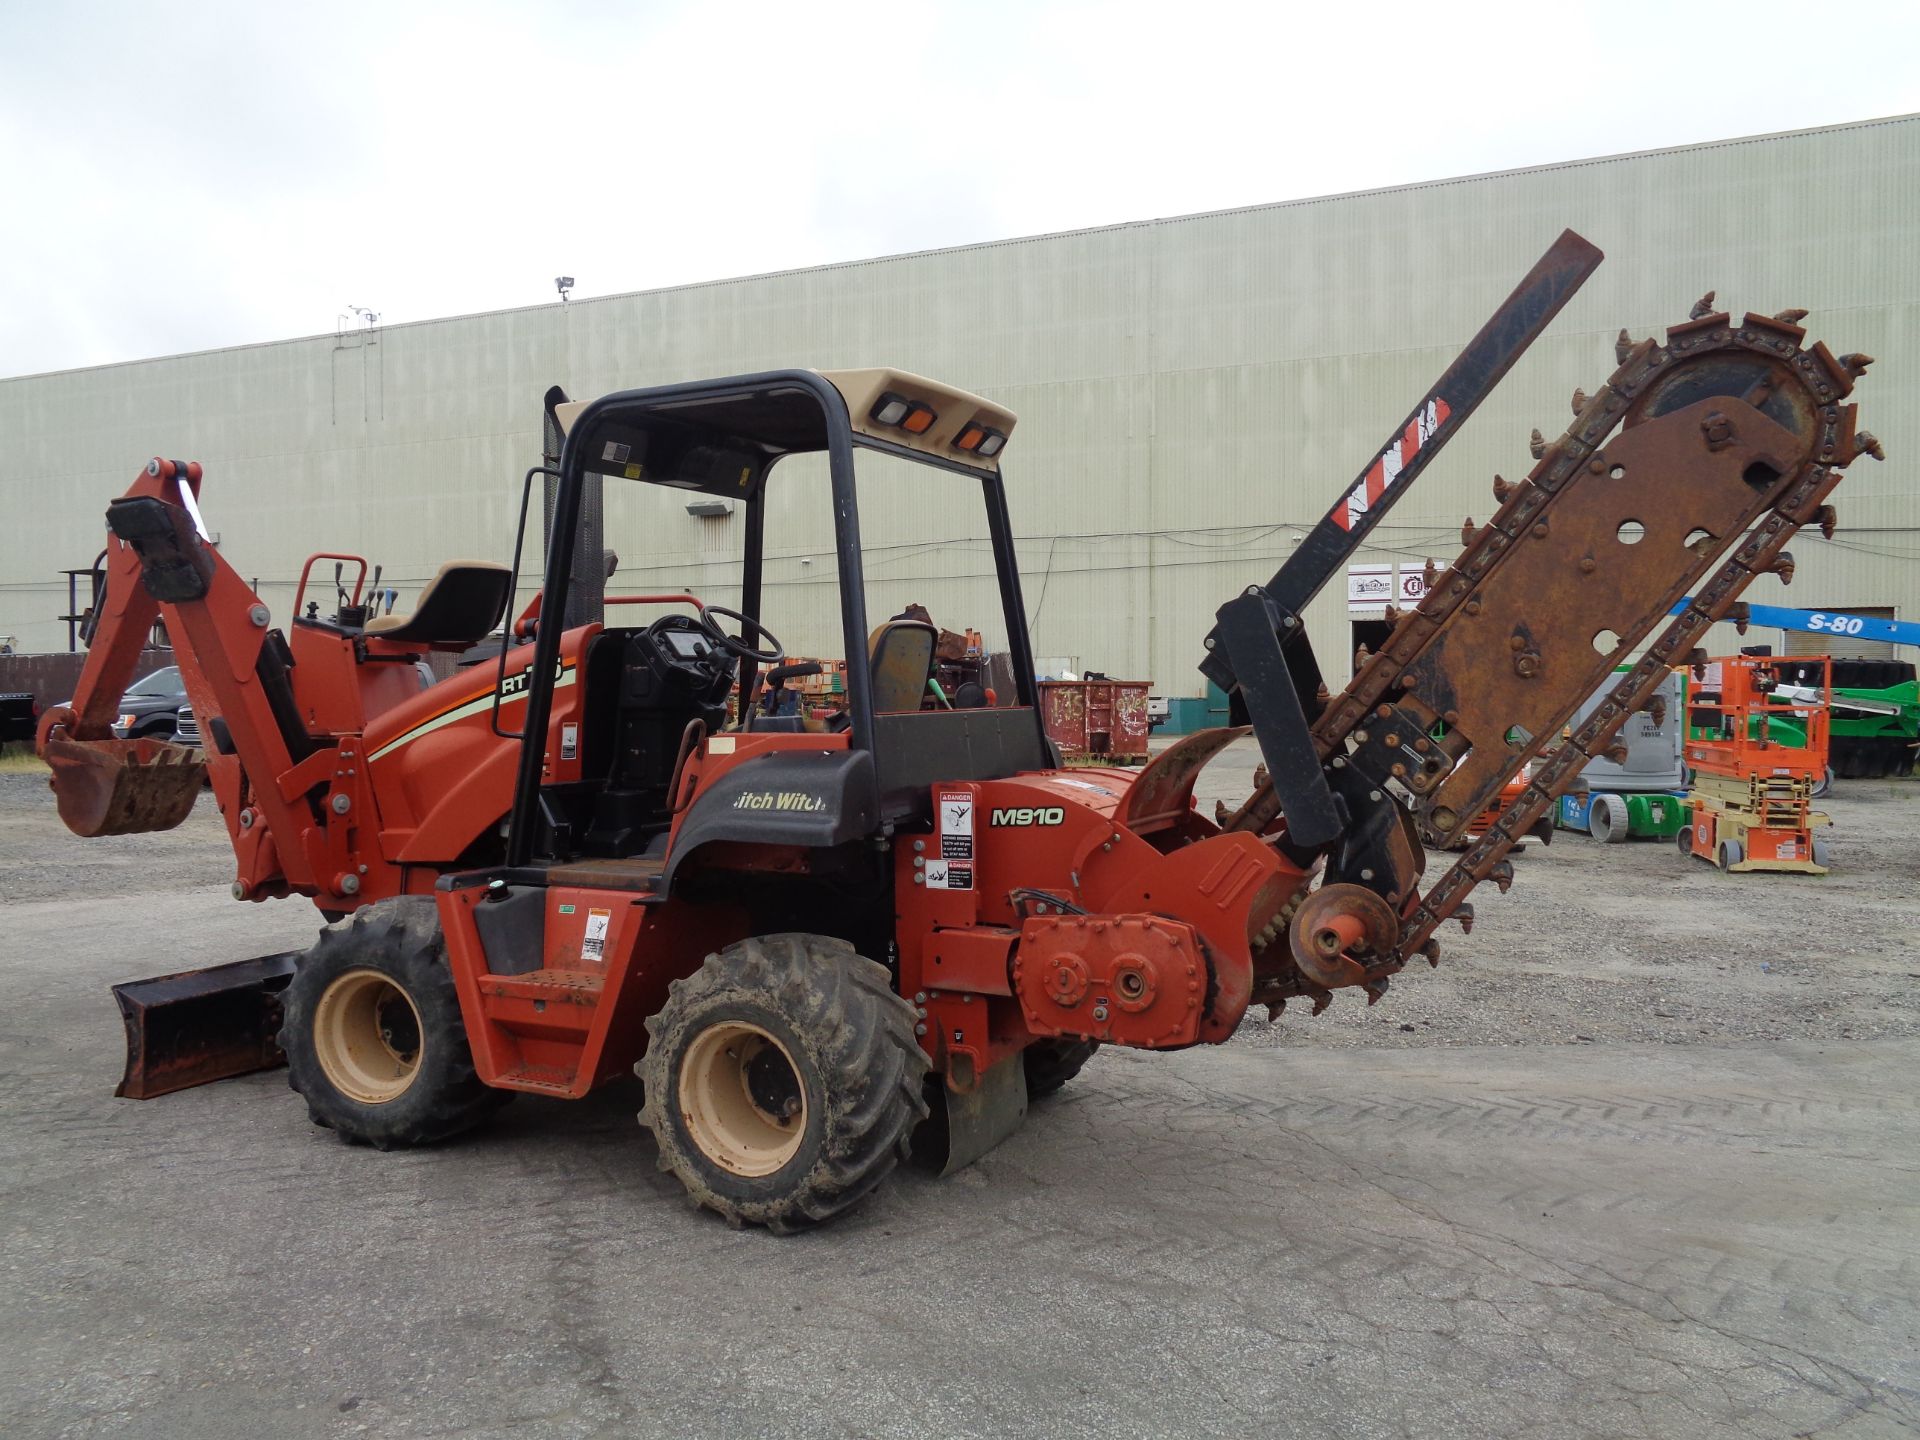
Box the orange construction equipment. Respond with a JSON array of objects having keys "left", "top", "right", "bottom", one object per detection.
[
  {"left": 1454, "top": 772, "right": 1553, "bottom": 852},
  {"left": 39, "top": 231, "right": 1879, "bottom": 1229},
  {"left": 1681, "top": 654, "right": 1833, "bottom": 873}
]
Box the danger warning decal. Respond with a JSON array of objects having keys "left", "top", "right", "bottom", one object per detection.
[
  {"left": 1332, "top": 398, "right": 1452, "bottom": 531},
  {"left": 930, "top": 790, "right": 974, "bottom": 889},
  {"left": 938, "top": 792, "right": 974, "bottom": 861}
]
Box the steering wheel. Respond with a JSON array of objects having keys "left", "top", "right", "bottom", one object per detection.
[{"left": 699, "top": 604, "right": 785, "bottom": 665}]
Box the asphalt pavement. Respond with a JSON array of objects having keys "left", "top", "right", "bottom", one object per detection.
[{"left": 4, "top": 874, "right": 1916, "bottom": 1439}]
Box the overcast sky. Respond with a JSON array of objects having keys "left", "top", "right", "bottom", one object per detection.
[{"left": 3, "top": 0, "right": 1917, "bottom": 378}]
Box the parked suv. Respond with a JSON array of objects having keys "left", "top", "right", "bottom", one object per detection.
[{"left": 109, "top": 666, "right": 190, "bottom": 739}]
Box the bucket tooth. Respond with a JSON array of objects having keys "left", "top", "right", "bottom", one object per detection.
[
  {"left": 1689, "top": 291, "right": 1717, "bottom": 320},
  {"left": 1817, "top": 505, "right": 1838, "bottom": 541},
  {"left": 1838, "top": 352, "right": 1874, "bottom": 377},
  {"left": 1614, "top": 329, "right": 1633, "bottom": 365},
  {"left": 1856, "top": 430, "right": 1885, "bottom": 462},
  {"left": 1460, "top": 516, "right": 1478, "bottom": 548},
  {"left": 1772, "top": 307, "right": 1809, "bottom": 324},
  {"left": 1492, "top": 473, "right": 1513, "bottom": 505},
  {"left": 1570, "top": 388, "right": 1588, "bottom": 415},
  {"left": 1528, "top": 428, "right": 1547, "bottom": 460}
]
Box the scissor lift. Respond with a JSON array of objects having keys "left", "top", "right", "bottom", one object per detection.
[{"left": 1681, "top": 655, "right": 1832, "bottom": 874}]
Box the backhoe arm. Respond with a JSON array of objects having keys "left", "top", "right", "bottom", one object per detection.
[
  {"left": 40, "top": 468, "right": 181, "bottom": 744},
  {"left": 37, "top": 462, "right": 215, "bottom": 836},
  {"left": 38, "top": 458, "right": 309, "bottom": 851}
]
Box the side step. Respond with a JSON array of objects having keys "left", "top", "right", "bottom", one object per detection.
[
  {"left": 113, "top": 951, "right": 298, "bottom": 1098},
  {"left": 475, "top": 968, "right": 607, "bottom": 1097}
]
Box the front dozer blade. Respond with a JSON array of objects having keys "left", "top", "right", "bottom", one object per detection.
[
  {"left": 113, "top": 951, "right": 298, "bottom": 1099},
  {"left": 43, "top": 736, "right": 207, "bottom": 838}
]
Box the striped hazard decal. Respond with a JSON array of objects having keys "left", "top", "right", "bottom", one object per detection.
[{"left": 1333, "top": 398, "right": 1452, "bottom": 531}]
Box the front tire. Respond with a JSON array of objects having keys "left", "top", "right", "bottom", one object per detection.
[
  {"left": 638, "top": 934, "right": 927, "bottom": 1232},
  {"left": 279, "top": 897, "right": 503, "bottom": 1148}
]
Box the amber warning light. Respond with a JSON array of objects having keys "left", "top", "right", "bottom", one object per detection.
[{"left": 870, "top": 392, "right": 938, "bottom": 434}]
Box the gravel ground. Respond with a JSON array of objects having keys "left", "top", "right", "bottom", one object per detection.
[
  {"left": 2, "top": 755, "right": 1917, "bottom": 1438},
  {"left": 1179, "top": 738, "right": 1920, "bottom": 1051},
  {"left": 4, "top": 744, "right": 1917, "bottom": 1052}
]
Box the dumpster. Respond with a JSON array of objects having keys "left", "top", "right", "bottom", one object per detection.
[{"left": 1040, "top": 678, "right": 1151, "bottom": 765}]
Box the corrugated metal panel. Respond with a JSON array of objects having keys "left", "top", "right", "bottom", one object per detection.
[{"left": 2, "top": 116, "right": 1915, "bottom": 698}]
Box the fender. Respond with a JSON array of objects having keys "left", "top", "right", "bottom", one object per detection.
[{"left": 665, "top": 748, "right": 878, "bottom": 885}]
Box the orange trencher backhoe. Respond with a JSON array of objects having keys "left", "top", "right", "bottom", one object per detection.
[{"left": 39, "top": 232, "right": 1878, "bottom": 1228}]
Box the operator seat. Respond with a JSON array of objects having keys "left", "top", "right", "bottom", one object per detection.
[
  {"left": 363, "top": 561, "right": 513, "bottom": 646},
  {"left": 868, "top": 620, "right": 936, "bottom": 713}
]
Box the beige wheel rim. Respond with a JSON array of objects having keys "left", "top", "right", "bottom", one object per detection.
[
  {"left": 313, "top": 969, "right": 424, "bottom": 1105},
  {"left": 678, "top": 1022, "right": 807, "bottom": 1177}
]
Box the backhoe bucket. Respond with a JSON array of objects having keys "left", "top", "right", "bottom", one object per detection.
[
  {"left": 112, "top": 952, "right": 298, "bottom": 1099},
  {"left": 43, "top": 736, "right": 207, "bottom": 838}
]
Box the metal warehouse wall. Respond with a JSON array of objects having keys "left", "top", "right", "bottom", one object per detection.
[{"left": 3, "top": 114, "right": 1915, "bottom": 693}]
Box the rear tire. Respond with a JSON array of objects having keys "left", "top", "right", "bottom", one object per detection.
[
  {"left": 280, "top": 897, "right": 504, "bottom": 1148},
  {"left": 1590, "top": 794, "right": 1626, "bottom": 844},
  {"left": 1024, "top": 1038, "right": 1099, "bottom": 1099},
  {"left": 1717, "top": 838, "right": 1744, "bottom": 872},
  {"left": 638, "top": 934, "right": 928, "bottom": 1232}
]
